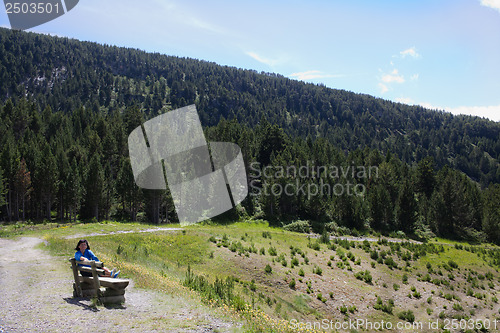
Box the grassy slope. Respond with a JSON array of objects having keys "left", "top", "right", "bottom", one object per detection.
[{"left": 2, "top": 220, "right": 500, "bottom": 332}]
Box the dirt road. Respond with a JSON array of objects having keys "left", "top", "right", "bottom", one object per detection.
[{"left": 0, "top": 237, "right": 238, "bottom": 333}]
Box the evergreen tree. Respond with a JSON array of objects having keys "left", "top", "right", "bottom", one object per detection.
[
  {"left": 116, "top": 157, "right": 142, "bottom": 221},
  {"left": 394, "top": 179, "right": 418, "bottom": 234},
  {"left": 415, "top": 157, "right": 435, "bottom": 198},
  {"left": 13, "top": 158, "right": 31, "bottom": 221},
  {"left": 65, "top": 160, "right": 83, "bottom": 222},
  {"left": 483, "top": 184, "right": 500, "bottom": 244},
  {"left": 38, "top": 143, "right": 59, "bottom": 220},
  {"left": 0, "top": 167, "right": 6, "bottom": 208},
  {"left": 81, "top": 154, "right": 104, "bottom": 220}
]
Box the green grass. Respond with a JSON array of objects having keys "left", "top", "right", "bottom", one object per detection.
[{"left": 5, "top": 220, "right": 500, "bottom": 333}]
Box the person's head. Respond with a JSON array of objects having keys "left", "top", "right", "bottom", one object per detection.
[{"left": 75, "top": 239, "right": 90, "bottom": 251}]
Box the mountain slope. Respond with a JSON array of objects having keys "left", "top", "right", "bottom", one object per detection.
[{"left": 1, "top": 28, "right": 499, "bottom": 186}]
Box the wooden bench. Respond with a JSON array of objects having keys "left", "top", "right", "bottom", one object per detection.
[{"left": 69, "top": 258, "right": 129, "bottom": 304}]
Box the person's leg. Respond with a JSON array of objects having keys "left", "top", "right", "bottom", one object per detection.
[{"left": 102, "top": 267, "right": 112, "bottom": 277}]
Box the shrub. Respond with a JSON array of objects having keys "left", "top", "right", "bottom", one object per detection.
[
  {"left": 448, "top": 260, "right": 458, "bottom": 269},
  {"left": 289, "top": 278, "right": 296, "bottom": 290},
  {"left": 398, "top": 310, "right": 415, "bottom": 323},
  {"left": 354, "top": 270, "right": 373, "bottom": 284},
  {"left": 402, "top": 274, "right": 408, "bottom": 284},
  {"left": 393, "top": 283, "right": 400, "bottom": 291},
  {"left": 262, "top": 231, "right": 272, "bottom": 239},
  {"left": 421, "top": 273, "right": 431, "bottom": 282},
  {"left": 291, "top": 257, "right": 299, "bottom": 267},
  {"left": 320, "top": 230, "right": 330, "bottom": 244},
  {"left": 384, "top": 256, "right": 397, "bottom": 269},
  {"left": 264, "top": 264, "right": 272, "bottom": 274},
  {"left": 298, "top": 268, "right": 305, "bottom": 277},
  {"left": 374, "top": 297, "right": 394, "bottom": 314},
  {"left": 308, "top": 240, "right": 321, "bottom": 251},
  {"left": 313, "top": 266, "right": 322, "bottom": 275},
  {"left": 282, "top": 220, "right": 310, "bottom": 233},
  {"left": 249, "top": 279, "right": 257, "bottom": 292},
  {"left": 268, "top": 246, "right": 277, "bottom": 256}
]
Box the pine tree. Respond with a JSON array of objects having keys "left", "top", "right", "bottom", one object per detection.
[
  {"left": 0, "top": 167, "right": 6, "bottom": 208},
  {"left": 13, "top": 158, "right": 31, "bottom": 221},
  {"left": 415, "top": 157, "right": 435, "bottom": 198},
  {"left": 116, "top": 157, "right": 142, "bottom": 221},
  {"left": 0, "top": 134, "right": 19, "bottom": 221},
  {"left": 38, "top": 144, "right": 59, "bottom": 220},
  {"left": 82, "top": 154, "right": 104, "bottom": 221},
  {"left": 65, "top": 160, "right": 83, "bottom": 222},
  {"left": 483, "top": 184, "right": 500, "bottom": 244},
  {"left": 394, "top": 179, "right": 418, "bottom": 234}
]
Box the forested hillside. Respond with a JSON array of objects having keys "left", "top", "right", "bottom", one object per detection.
[{"left": 1, "top": 28, "right": 500, "bottom": 243}]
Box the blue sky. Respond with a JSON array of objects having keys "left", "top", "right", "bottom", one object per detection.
[{"left": 1, "top": 0, "right": 500, "bottom": 121}]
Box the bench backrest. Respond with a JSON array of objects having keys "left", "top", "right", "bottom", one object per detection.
[{"left": 69, "top": 257, "right": 102, "bottom": 294}]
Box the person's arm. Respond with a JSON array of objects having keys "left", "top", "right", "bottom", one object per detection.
[
  {"left": 75, "top": 251, "right": 85, "bottom": 261},
  {"left": 87, "top": 250, "right": 99, "bottom": 262}
]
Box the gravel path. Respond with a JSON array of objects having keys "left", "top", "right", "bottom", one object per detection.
[{"left": 0, "top": 237, "right": 238, "bottom": 333}]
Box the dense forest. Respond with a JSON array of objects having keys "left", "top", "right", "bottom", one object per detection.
[{"left": 1, "top": 28, "right": 500, "bottom": 244}]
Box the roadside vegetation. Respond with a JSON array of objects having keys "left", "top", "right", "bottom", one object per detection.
[{"left": 2, "top": 219, "right": 500, "bottom": 332}]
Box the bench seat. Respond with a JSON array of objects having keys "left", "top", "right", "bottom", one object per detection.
[
  {"left": 80, "top": 276, "right": 130, "bottom": 290},
  {"left": 69, "top": 257, "right": 129, "bottom": 304}
]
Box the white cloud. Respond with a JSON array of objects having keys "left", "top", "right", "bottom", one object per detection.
[
  {"left": 480, "top": 0, "right": 500, "bottom": 13},
  {"left": 406, "top": 101, "right": 500, "bottom": 122},
  {"left": 246, "top": 51, "right": 280, "bottom": 67},
  {"left": 447, "top": 104, "right": 500, "bottom": 122},
  {"left": 399, "top": 47, "right": 421, "bottom": 59},
  {"left": 378, "top": 83, "right": 389, "bottom": 94},
  {"left": 391, "top": 98, "right": 500, "bottom": 121},
  {"left": 381, "top": 69, "right": 405, "bottom": 84},
  {"left": 289, "top": 70, "right": 343, "bottom": 81},
  {"left": 395, "top": 97, "right": 415, "bottom": 104}
]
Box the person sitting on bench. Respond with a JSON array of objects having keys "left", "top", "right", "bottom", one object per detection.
[{"left": 75, "top": 239, "right": 120, "bottom": 278}]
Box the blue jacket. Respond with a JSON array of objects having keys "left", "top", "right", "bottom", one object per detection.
[{"left": 75, "top": 249, "right": 99, "bottom": 267}]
